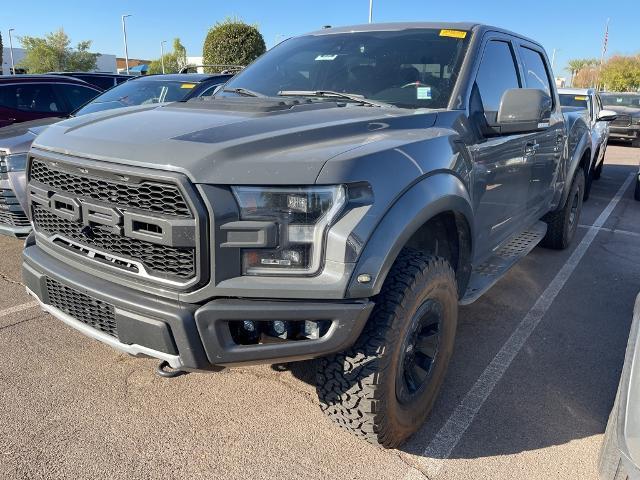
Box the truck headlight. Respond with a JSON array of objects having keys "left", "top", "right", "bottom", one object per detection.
[
  {"left": 231, "top": 185, "right": 346, "bottom": 275},
  {"left": 632, "top": 117, "right": 640, "bottom": 125},
  {"left": 4, "top": 153, "right": 28, "bottom": 172}
]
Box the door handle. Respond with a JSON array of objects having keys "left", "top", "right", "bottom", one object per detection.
[{"left": 524, "top": 142, "right": 539, "bottom": 155}]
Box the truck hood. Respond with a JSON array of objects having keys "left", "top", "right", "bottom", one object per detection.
[
  {"left": 604, "top": 105, "right": 640, "bottom": 117},
  {"left": 32, "top": 98, "right": 438, "bottom": 184}
]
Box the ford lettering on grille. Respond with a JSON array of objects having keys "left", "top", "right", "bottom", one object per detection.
[
  {"left": 27, "top": 158, "right": 201, "bottom": 284},
  {"left": 29, "top": 184, "right": 195, "bottom": 248}
]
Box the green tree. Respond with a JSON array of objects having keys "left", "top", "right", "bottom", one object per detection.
[
  {"left": 202, "top": 18, "right": 266, "bottom": 72},
  {"left": 148, "top": 38, "right": 187, "bottom": 74},
  {"left": 17, "top": 28, "right": 98, "bottom": 73},
  {"left": 567, "top": 58, "right": 587, "bottom": 85},
  {"left": 600, "top": 55, "right": 640, "bottom": 92}
]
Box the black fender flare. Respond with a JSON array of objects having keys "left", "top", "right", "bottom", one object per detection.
[
  {"left": 346, "top": 172, "right": 474, "bottom": 298},
  {"left": 559, "top": 131, "right": 591, "bottom": 208}
]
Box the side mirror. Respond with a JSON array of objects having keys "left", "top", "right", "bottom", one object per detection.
[
  {"left": 494, "top": 88, "right": 552, "bottom": 134},
  {"left": 597, "top": 109, "right": 617, "bottom": 122}
]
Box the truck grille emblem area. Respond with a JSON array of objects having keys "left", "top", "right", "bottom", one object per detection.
[{"left": 28, "top": 158, "right": 201, "bottom": 284}]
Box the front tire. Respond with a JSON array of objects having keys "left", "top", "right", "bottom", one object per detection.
[
  {"left": 316, "top": 249, "right": 458, "bottom": 448},
  {"left": 541, "top": 169, "right": 585, "bottom": 249}
]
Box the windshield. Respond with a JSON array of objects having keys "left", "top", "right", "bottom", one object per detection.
[
  {"left": 73, "top": 80, "right": 199, "bottom": 116},
  {"left": 601, "top": 94, "right": 640, "bottom": 108},
  {"left": 559, "top": 94, "right": 589, "bottom": 110},
  {"left": 222, "top": 28, "right": 471, "bottom": 109}
]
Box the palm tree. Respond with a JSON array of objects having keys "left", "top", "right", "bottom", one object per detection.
[{"left": 567, "top": 59, "right": 587, "bottom": 86}]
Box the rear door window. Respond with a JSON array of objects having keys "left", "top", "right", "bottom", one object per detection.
[
  {"left": 0, "top": 84, "right": 63, "bottom": 113},
  {"left": 519, "top": 47, "right": 552, "bottom": 97}
]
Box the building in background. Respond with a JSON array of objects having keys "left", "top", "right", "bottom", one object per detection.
[
  {"left": 555, "top": 77, "right": 567, "bottom": 88},
  {"left": 1, "top": 48, "right": 116, "bottom": 75},
  {"left": 116, "top": 58, "right": 151, "bottom": 74}
]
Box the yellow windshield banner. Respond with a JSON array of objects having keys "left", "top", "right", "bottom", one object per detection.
[
  {"left": 181, "top": 83, "right": 196, "bottom": 89},
  {"left": 439, "top": 29, "right": 467, "bottom": 39},
  {"left": 574, "top": 96, "right": 588, "bottom": 101}
]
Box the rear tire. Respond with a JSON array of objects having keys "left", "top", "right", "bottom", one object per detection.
[
  {"left": 541, "top": 170, "right": 585, "bottom": 249},
  {"left": 316, "top": 249, "right": 458, "bottom": 448}
]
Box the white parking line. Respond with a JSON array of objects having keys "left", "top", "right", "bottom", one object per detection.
[
  {"left": 406, "top": 172, "right": 635, "bottom": 479},
  {"left": 578, "top": 224, "right": 640, "bottom": 239},
  {"left": 0, "top": 301, "right": 39, "bottom": 318}
]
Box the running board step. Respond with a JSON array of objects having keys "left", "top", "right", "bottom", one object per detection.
[{"left": 460, "top": 221, "right": 547, "bottom": 305}]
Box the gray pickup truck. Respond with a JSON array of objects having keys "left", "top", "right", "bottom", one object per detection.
[{"left": 23, "top": 22, "right": 592, "bottom": 447}]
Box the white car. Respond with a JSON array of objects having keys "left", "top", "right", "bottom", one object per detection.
[{"left": 559, "top": 88, "right": 617, "bottom": 199}]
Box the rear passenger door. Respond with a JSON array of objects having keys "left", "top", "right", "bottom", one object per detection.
[
  {"left": 469, "top": 36, "right": 532, "bottom": 260},
  {"left": 515, "top": 43, "right": 564, "bottom": 212}
]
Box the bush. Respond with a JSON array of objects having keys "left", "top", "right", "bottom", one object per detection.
[{"left": 202, "top": 18, "right": 266, "bottom": 72}]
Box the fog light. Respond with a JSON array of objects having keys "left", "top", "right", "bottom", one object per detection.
[
  {"left": 273, "top": 320, "right": 286, "bottom": 335},
  {"left": 242, "top": 320, "right": 256, "bottom": 333},
  {"left": 303, "top": 320, "right": 320, "bottom": 340}
]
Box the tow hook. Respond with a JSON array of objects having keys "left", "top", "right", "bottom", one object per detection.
[{"left": 155, "top": 360, "right": 187, "bottom": 378}]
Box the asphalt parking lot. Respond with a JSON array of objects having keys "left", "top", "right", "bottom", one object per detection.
[{"left": 1, "top": 143, "right": 639, "bottom": 480}]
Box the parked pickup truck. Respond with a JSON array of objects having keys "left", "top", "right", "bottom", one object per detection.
[
  {"left": 22, "top": 22, "right": 592, "bottom": 447},
  {"left": 601, "top": 92, "right": 640, "bottom": 147},
  {"left": 559, "top": 88, "right": 617, "bottom": 196}
]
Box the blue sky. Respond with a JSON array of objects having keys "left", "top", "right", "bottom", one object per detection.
[{"left": 2, "top": 0, "right": 638, "bottom": 79}]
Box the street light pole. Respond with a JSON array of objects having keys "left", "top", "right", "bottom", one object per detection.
[
  {"left": 160, "top": 40, "right": 167, "bottom": 74},
  {"left": 369, "top": 0, "right": 373, "bottom": 23},
  {"left": 8, "top": 29, "right": 16, "bottom": 75},
  {"left": 551, "top": 48, "right": 560, "bottom": 70},
  {"left": 121, "top": 14, "right": 132, "bottom": 74}
]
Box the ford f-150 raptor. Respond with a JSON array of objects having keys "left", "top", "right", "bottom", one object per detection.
[{"left": 22, "top": 22, "right": 592, "bottom": 447}]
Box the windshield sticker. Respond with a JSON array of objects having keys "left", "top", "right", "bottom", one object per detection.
[
  {"left": 574, "top": 96, "right": 588, "bottom": 101},
  {"left": 180, "top": 83, "right": 196, "bottom": 89},
  {"left": 315, "top": 54, "right": 338, "bottom": 61},
  {"left": 417, "top": 86, "right": 432, "bottom": 100},
  {"left": 439, "top": 29, "right": 467, "bottom": 39}
]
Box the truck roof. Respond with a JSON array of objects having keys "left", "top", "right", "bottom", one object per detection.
[{"left": 309, "top": 22, "right": 543, "bottom": 47}]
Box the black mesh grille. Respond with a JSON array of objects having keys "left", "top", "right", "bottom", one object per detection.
[
  {"left": 30, "top": 159, "right": 191, "bottom": 217},
  {"left": 46, "top": 278, "right": 118, "bottom": 338},
  {"left": 34, "top": 204, "right": 195, "bottom": 279},
  {"left": 0, "top": 188, "right": 30, "bottom": 227},
  {"left": 612, "top": 115, "right": 631, "bottom": 127}
]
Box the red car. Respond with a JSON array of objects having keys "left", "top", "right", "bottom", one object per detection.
[{"left": 0, "top": 75, "right": 102, "bottom": 128}]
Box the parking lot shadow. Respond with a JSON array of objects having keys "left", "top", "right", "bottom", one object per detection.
[{"left": 271, "top": 159, "right": 640, "bottom": 461}]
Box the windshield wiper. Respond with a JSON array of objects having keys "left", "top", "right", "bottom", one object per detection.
[
  {"left": 223, "top": 87, "right": 265, "bottom": 98},
  {"left": 277, "top": 90, "right": 392, "bottom": 108}
]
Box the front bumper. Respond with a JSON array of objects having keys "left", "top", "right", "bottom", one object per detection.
[
  {"left": 0, "top": 223, "right": 32, "bottom": 238},
  {"left": 23, "top": 243, "right": 373, "bottom": 370},
  {"left": 610, "top": 125, "right": 640, "bottom": 140}
]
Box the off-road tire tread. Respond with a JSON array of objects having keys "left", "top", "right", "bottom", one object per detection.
[
  {"left": 316, "top": 249, "right": 456, "bottom": 448},
  {"left": 541, "top": 170, "right": 585, "bottom": 249}
]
